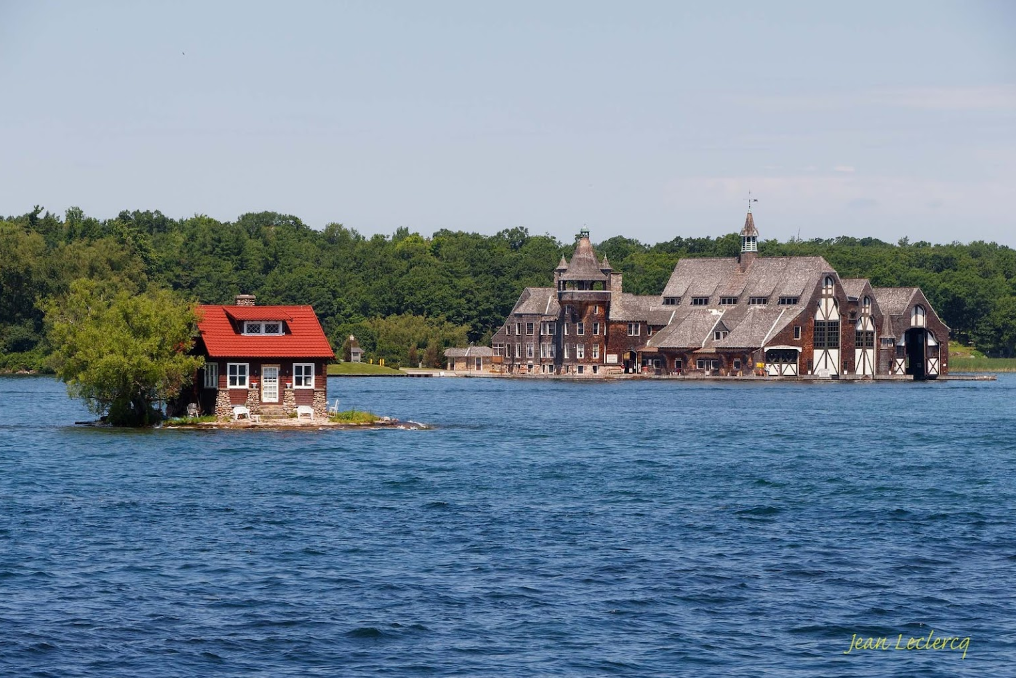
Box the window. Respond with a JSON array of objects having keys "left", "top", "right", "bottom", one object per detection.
[
  {"left": 227, "top": 363, "right": 248, "bottom": 388},
  {"left": 733, "top": 359, "right": 741, "bottom": 370},
  {"left": 592, "top": 322, "right": 600, "bottom": 335},
  {"left": 627, "top": 323, "right": 640, "bottom": 336},
  {"left": 794, "top": 326, "right": 802, "bottom": 340},
  {"left": 856, "top": 330, "right": 875, "bottom": 349},
  {"left": 823, "top": 276, "right": 835, "bottom": 293},
  {"left": 881, "top": 337, "right": 895, "bottom": 348},
  {"left": 243, "top": 321, "right": 284, "bottom": 335},
  {"left": 814, "top": 320, "right": 840, "bottom": 349},
  {"left": 766, "top": 349, "right": 798, "bottom": 365},
  {"left": 592, "top": 344, "right": 600, "bottom": 359},
  {"left": 526, "top": 343, "right": 534, "bottom": 358},
  {"left": 692, "top": 297, "right": 709, "bottom": 306},
  {"left": 526, "top": 322, "right": 534, "bottom": 335},
  {"left": 577, "top": 322, "right": 585, "bottom": 336},
  {"left": 663, "top": 297, "right": 680, "bottom": 306},
  {"left": 720, "top": 297, "right": 738, "bottom": 306},
  {"left": 294, "top": 363, "right": 315, "bottom": 388},
  {"left": 912, "top": 305, "right": 926, "bottom": 327},
  {"left": 505, "top": 323, "right": 512, "bottom": 335},
  {"left": 515, "top": 343, "right": 522, "bottom": 358},
  {"left": 541, "top": 321, "right": 557, "bottom": 335},
  {"left": 564, "top": 344, "right": 570, "bottom": 359},
  {"left": 749, "top": 297, "right": 768, "bottom": 306},
  {"left": 673, "top": 359, "right": 683, "bottom": 370},
  {"left": 551, "top": 343, "right": 556, "bottom": 358},
  {"left": 564, "top": 323, "right": 569, "bottom": 336},
  {"left": 576, "top": 344, "right": 585, "bottom": 359},
  {"left": 516, "top": 322, "right": 522, "bottom": 336},
  {"left": 540, "top": 343, "right": 549, "bottom": 359},
  {"left": 778, "top": 296, "right": 799, "bottom": 306},
  {"left": 493, "top": 344, "right": 504, "bottom": 357},
  {"left": 204, "top": 363, "right": 218, "bottom": 389},
  {"left": 593, "top": 305, "right": 600, "bottom": 315},
  {"left": 714, "top": 330, "right": 728, "bottom": 340},
  {"left": 696, "top": 358, "right": 720, "bottom": 370},
  {"left": 863, "top": 295, "right": 872, "bottom": 311}
]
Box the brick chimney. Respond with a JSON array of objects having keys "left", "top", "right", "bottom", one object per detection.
[{"left": 235, "top": 294, "right": 256, "bottom": 306}]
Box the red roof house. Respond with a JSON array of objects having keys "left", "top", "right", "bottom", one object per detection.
[{"left": 191, "top": 294, "right": 334, "bottom": 420}]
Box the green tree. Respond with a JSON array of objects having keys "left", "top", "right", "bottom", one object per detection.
[{"left": 45, "top": 280, "right": 204, "bottom": 426}]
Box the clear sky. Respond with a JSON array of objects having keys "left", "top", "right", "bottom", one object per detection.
[{"left": 1, "top": 1, "right": 1014, "bottom": 245}]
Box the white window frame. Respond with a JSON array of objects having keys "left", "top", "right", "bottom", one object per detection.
[
  {"left": 577, "top": 322, "right": 585, "bottom": 336},
  {"left": 627, "top": 323, "right": 640, "bottom": 336},
  {"left": 515, "top": 343, "right": 522, "bottom": 358},
  {"left": 243, "top": 321, "right": 283, "bottom": 336},
  {"left": 526, "top": 343, "right": 534, "bottom": 358},
  {"left": 593, "top": 322, "right": 600, "bottom": 335},
  {"left": 227, "top": 362, "right": 249, "bottom": 389},
  {"left": 576, "top": 344, "right": 585, "bottom": 359},
  {"left": 204, "top": 362, "right": 218, "bottom": 389},
  {"left": 592, "top": 344, "right": 600, "bottom": 359},
  {"left": 294, "top": 363, "right": 315, "bottom": 388},
  {"left": 564, "top": 344, "right": 570, "bottom": 359},
  {"left": 526, "top": 322, "right": 534, "bottom": 336}
]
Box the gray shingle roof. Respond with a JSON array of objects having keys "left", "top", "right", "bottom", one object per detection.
[
  {"left": 872, "top": 287, "right": 917, "bottom": 316},
  {"left": 648, "top": 308, "right": 724, "bottom": 349},
  {"left": 445, "top": 346, "right": 494, "bottom": 358},
  {"left": 560, "top": 236, "right": 608, "bottom": 282},
  {"left": 512, "top": 287, "right": 561, "bottom": 316},
  {"left": 841, "top": 278, "right": 870, "bottom": 300},
  {"left": 609, "top": 293, "right": 659, "bottom": 321},
  {"left": 663, "top": 256, "right": 833, "bottom": 303}
]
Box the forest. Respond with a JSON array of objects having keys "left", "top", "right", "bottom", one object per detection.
[{"left": 2, "top": 206, "right": 1015, "bottom": 371}]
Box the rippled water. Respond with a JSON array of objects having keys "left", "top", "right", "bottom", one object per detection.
[{"left": 1, "top": 375, "right": 1015, "bottom": 676}]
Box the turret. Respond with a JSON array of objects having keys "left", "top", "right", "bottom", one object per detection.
[{"left": 739, "top": 209, "right": 759, "bottom": 271}]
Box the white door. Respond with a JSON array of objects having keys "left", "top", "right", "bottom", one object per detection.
[{"left": 262, "top": 366, "right": 279, "bottom": 403}]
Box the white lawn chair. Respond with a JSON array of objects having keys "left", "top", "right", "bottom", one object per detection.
[
  {"left": 233, "top": 405, "right": 251, "bottom": 421},
  {"left": 327, "top": 399, "right": 340, "bottom": 414},
  {"left": 295, "top": 405, "right": 314, "bottom": 420},
  {"left": 186, "top": 403, "right": 199, "bottom": 417}
]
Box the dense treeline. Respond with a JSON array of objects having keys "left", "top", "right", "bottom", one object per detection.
[{"left": 2, "top": 206, "right": 1014, "bottom": 371}]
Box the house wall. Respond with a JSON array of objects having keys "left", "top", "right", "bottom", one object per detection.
[{"left": 208, "top": 358, "right": 328, "bottom": 419}]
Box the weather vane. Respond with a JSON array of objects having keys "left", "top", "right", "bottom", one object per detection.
[{"left": 747, "top": 191, "right": 758, "bottom": 212}]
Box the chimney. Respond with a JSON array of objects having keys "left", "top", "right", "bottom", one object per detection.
[
  {"left": 235, "top": 294, "right": 256, "bottom": 307},
  {"left": 610, "top": 272, "right": 623, "bottom": 294}
]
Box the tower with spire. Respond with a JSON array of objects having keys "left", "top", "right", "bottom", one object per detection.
[{"left": 738, "top": 202, "right": 759, "bottom": 271}]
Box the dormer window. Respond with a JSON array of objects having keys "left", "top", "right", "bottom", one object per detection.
[
  {"left": 720, "top": 297, "right": 738, "bottom": 306},
  {"left": 749, "top": 296, "right": 768, "bottom": 306},
  {"left": 778, "top": 296, "right": 799, "bottom": 306},
  {"left": 691, "top": 297, "right": 709, "bottom": 306},
  {"left": 243, "top": 321, "right": 284, "bottom": 335},
  {"left": 663, "top": 297, "right": 680, "bottom": 306}
]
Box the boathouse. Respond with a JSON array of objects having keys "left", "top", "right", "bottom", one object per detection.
[
  {"left": 490, "top": 212, "right": 949, "bottom": 379},
  {"left": 191, "top": 295, "right": 334, "bottom": 418}
]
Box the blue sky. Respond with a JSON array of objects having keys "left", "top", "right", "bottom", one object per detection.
[{"left": 1, "top": 1, "right": 1013, "bottom": 245}]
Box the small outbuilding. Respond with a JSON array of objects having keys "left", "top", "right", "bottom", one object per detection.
[
  {"left": 444, "top": 346, "right": 494, "bottom": 373},
  {"left": 191, "top": 295, "right": 335, "bottom": 419}
]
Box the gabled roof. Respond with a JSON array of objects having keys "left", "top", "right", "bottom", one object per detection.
[
  {"left": 609, "top": 293, "right": 658, "bottom": 322},
  {"left": 840, "top": 278, "right": 870, "bottom": 301},
  {"left": 560, "top": 236, "right": 608, "bottom": 282},
  {"left": 197, "top": 305, "right": 334, "bottom": 359},
  {"left": 648, "top": 309, "right": 724, "bottom": 349},
  {"left": 511, "top": 287, "right": 561, "bottom": 316},
  {"left": 741, "top": 211, "right": 759, "bottom": 237},
  {"left": 872, "top": 287, "right": 918, "bottom": 316},
  {"left": 662, "top": 256, "right": 832, "bottom": 303}
]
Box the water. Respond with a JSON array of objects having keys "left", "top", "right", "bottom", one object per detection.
[{"left": 1, "top": 375, "right": 1015, "bottom": 677}]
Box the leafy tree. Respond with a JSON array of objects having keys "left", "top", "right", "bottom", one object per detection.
[{"left": 45, "top": 280, "right": 203, "bottom": 426}]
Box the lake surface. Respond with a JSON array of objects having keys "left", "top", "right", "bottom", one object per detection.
[{"left": 1, "top": 375, "right": 1014, "bottom": 677}]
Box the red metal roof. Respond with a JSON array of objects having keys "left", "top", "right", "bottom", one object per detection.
[{"left": 196, "top": 305, "right": 335, "bottom": 359}]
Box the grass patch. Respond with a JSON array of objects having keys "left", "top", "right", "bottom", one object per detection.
[
  {"left": 328, "top": 409, "right": 381, "bottom": 424},
  {"left": 327, "top": 362, "right": 406, "bottom": 376},
  {"left": 165, "top": 415, "right": 218, "bottom": 425},
  {"left": 948, "top": 342, "right": 1016, "bottom": 372},
  {"left": 949, "top": 357, "right": 1016, "bottom": 372}
]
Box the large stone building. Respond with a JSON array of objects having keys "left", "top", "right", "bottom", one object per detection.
[{"left": 491, "top": 213, "right": 949, "bottom": 379}]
